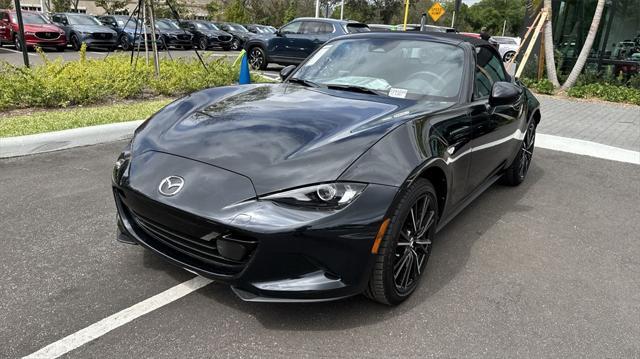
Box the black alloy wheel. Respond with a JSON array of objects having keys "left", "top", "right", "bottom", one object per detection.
[
  {"left": 230, "top": 38, "right": 240, "bottom": 51},
  {"left": 120, "top": 35, "right": 131, "bottom": 51},
  {"left": 198, "top": 37, "right": 208, "bottom": 50},
  {"left": 503, "top": 120, "right": 536, "bottom": 186},
  {"left": 365, "top": 178, "right": 438, "bottom": 305},
  {"left": 71, "top": 34, "right": 81, "bottom": 51},
  {"left": 248, "top": 46, "right": 267, "bottom": 70}
]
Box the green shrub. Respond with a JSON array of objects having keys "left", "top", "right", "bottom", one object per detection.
[
  {"left": 567, "top": 83, "right": 640, "bottom": 105},
  {"left": 521, "top": 77, "right": 555, "bottom": 95},
  {"left": 0, "top": 47, "right": 261, "bottom": 111}
]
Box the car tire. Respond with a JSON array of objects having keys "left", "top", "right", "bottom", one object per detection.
[
  {"left": 248, "top": 46, "right": 268, "bottom": 70},
  {"left": 198, "top": 37, "right": 208, "bottom": 50},
  {"left": 120, "top": 35, "right": 131, "bottom": 51},
  {"left": 365, "top": 178, "right": 438, "bottom": 305},
  {"left": 503, "top": 51, "right": 516, "bottom": 62},
  {"left": 230, "top": 38, "right": 240, "bottom": 51},
  {"left": 71, "top": 34, "right": 81, "bottom": 51},
  {"left": 14, "top": 35, "right": 23, "bottom": 51},
  {"left": 502, "top": 120, "right": 536, "bottom": 186}
]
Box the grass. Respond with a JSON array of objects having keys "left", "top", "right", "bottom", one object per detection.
[{"left": 0, "top": 99, "right": 172, "bottom": 137}]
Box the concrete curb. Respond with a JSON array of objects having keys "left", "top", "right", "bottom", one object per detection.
[{"left": 0, "top": 120, "right": 143, "bottom": 158}]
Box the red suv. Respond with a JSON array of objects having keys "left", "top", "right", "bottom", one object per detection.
[{"left": 0, "top": 10, "right": 66, "bottom": 51}]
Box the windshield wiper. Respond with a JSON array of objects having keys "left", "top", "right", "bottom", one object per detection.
[
  {"left": 325, "top": 84, "right": 380, "bottom": 95},
  {"left": 287, "top": 77, "right": 321, "bottom": 88}
]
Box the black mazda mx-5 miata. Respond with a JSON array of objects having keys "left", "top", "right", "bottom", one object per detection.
[{"left": 112, "top": 32, "right": 540, "bottom": 305}]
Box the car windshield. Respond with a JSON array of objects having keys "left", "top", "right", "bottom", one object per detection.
[
  {"left": 227, "top": 24, "right": 247, "bottom": 32},
  {"left": 12, "top": 13, "right": 49, "bottom": 24},
  {"left": 156, "top": 21, "right": 179, "bottom": 30},
  {"left": 68, "top": 14, "right": 101, "bottom": 26},
  {"left": 291, "top": 38, "right": 465, "bottom": 101},
  {"left": 195, "top": 22, "right": 216, "bottom": 30}
]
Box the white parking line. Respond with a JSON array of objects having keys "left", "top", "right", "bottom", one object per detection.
[
  {"left": 24, "top": 276, "right": 213, "bottom": 359},
  {"left": 536, "top": 133, "right": 640, "bottom": 165}
]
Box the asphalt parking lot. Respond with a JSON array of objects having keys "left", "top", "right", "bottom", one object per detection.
[{"left": 1, "top": 140, "right": 639, "bottom": 357}]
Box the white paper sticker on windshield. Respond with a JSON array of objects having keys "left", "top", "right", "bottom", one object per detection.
[
  {"left": 305, "top": 45, "right": 332, "bottom": 66},
  {"left": 388, "top": 88, "right": 408, "bottom": 98}
]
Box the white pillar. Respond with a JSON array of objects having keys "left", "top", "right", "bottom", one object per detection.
[
  {"left": 340, "top": 0, "right": 344, "bottom": 20},
  {"left": 315, "top": 0, "right": 320, "bottom": 18}
]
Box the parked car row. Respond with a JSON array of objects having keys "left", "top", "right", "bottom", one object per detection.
[{"left": 0, "top": 10, "right": 278, "bottom": 53}]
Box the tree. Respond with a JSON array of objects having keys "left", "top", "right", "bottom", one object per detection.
[
  {"left": 0, "top": 0, "right": 12, "bottom": 10},
  {"left": 51, "top": 0, "right": 71, "bottom": 12},
  {"left": 283, "top": 0, "right": 297, "bottom": 23},
  {"left": 561, "top": 0, "right": 605, "bottom": 90},
  {"left": 224, "top": 0, "right": 250, "bottom": 23},
  {"left": 205, "top": 1, "right": 220, "bottom": 20},
  {"left": 543, "top": 0, "right": 560, "bottom": 88},
  {"left": 155, "top": 0, "right": 191, "bottom": 19},
  {"left": 95, "top": 0, "right": 128, "bottom": 14}
]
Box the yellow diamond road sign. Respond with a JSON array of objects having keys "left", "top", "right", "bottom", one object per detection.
[{"left": 428, "top": 2, "right": 445, "bottom": 22}]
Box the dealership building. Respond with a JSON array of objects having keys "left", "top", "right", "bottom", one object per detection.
[{"left": 551, "top": 0, "right": 640, "bottom": 75}]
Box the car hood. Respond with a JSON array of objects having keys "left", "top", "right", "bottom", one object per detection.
[
  {"left": 71, "top": 24, "right": 116, "bottom": 34},
  {"left": 202, "top": 29, "right": 229, "bottom": 37},
  {"left": 160, "top": 29, "right": 192, "bottom": 36},
  {"left": 23, "top": 23, "right": 62, "bottom": 32},
  {"left": 133, "top": 84, "right": 451, "bottom": 195}
]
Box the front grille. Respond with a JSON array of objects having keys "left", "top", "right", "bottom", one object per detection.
[
  {"left": 218, "top": 35, "right": 231, "bottom": 42},
  {"left": 115, "top": 189, "right": 257, "bottom": 276},
  {"left": 91, "top": 32, "right": 113, "bottom": 40},
  {"left": 35, "top": 32, "right": 60, "bottom": 40}
]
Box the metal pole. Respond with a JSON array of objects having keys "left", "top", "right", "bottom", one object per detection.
[
  {"left": 315, "top": 0, "right": 320, "bottom": 18},
  {"left": 340, "top": 0, "right": 344, "bottom": 20},
  {"left": 142, "top": 0, "right": 149, "bottom": 64},
  {"left": 402, "top": 0, "right": 410, "bottom": 30},
  {"left": 502, "top": 19, "right": 506, "bottom": 36},
  {"left": 451, "top": 11, "right": 456, "bottom": 27},
  {"left": 13, "top": 0, "right": 29, "bottom": 67},
  {"left": 148, "top": 0, "right": 160, "bottom": 76}
]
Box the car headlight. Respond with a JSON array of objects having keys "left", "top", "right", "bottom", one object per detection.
[
  {"left": 112, "top": 150, "right": 131, "bottom": 184},
  {"left": 24, "top": 31, "right": 35, "bottom": 35},
  {"left": 262, "top": 182, "right": 367, "bottom": 209}
]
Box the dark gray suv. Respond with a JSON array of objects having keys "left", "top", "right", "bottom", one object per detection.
[
  {"left": 243, "top": 17, "right": 368, "bottom": 70},
  {"left": 51, "top": 13, "right": 117, "bottom": 51}
]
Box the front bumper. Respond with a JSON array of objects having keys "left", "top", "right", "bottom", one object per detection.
[
  {"left": 163, "top": 35, "right": 193, "bottom": 47},
  {"left": 113, "top": 182, "right": 398, "bottom": 302},
  {"left": 24, "top": 35, "right": 66, "bottom": 48},
  {"left": 80, "top": 35, "right": 118, "bottom": 48}
]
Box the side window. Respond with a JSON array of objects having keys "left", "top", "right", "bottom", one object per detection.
[
  {"left": 280, "top": 21, "right": 301, "bottom": 34},
  {"left": 300, "top": 21, "right": 319, "bottom": 34},
  {"left": 474, "top": 47, "right": 507, "bottom": 99},
  {"left": 318, "top": 22, "right": 334, "bottom": 34}
]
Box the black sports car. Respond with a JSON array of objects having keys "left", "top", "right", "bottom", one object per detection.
[{"left": 112, "top": 32, "right": 540, "bottom": 305}]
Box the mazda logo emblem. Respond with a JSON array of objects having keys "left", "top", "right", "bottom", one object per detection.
[{"left": 158, "top": 176, "right": 184, "bottom": 196}]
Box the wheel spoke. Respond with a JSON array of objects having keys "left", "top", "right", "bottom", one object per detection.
[
  {"left": 394, "top": 250, "right": 410, "bottom": 278},
  {"left": 417, "top": 211, "right": 435, "bottom": 238},
  {"left": 410, "top": 207, "right": 418, "bottom": 233},
  {"left": 417, "top": 195, "right": 429, "bottom": 230},
  {"left": 411, "top": 249, "right": 421, "bottom": 275},
  {"left": 401, "top": 253, "right": 413, "bottom": 288}
]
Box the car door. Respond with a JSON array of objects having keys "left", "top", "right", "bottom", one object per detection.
[
  {"left": 0, "top": 12, "right": 10, "bottom": 43},
  {"left": 466, "top": 46, "right": 524, "bottom": 193},
  {"left": 269, "top": 20, "right": 301, "bottom": 61}
]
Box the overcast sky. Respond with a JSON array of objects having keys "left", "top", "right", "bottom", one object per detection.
[{"left": 462, "top": 0, "right": 482, "bottom": 4}]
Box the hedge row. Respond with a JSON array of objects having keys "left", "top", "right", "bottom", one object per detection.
[{"left": 0, "top": 46, "right": 256, "bottom": 111}]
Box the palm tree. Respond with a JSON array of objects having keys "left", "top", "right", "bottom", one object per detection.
[
  {"left": 543, "top": 0, "right": 560, "bottom": 88},
  {"left": 561, "top": 0, "right": 606, "bottom": 90}
]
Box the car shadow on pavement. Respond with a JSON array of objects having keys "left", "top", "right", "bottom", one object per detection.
[{"left": 151, "top": 161, "right": 544, "bottom": 331}]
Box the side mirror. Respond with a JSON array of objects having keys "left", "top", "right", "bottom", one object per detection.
[
  {"left": 489, "top": 81, "right": 521, "bottom": 107},
  {"left": 276, "top": 29, "right": 283, "bottom": 37},
  {"left": 280, "top": 65, "right": 296, "bottom": 80}
]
